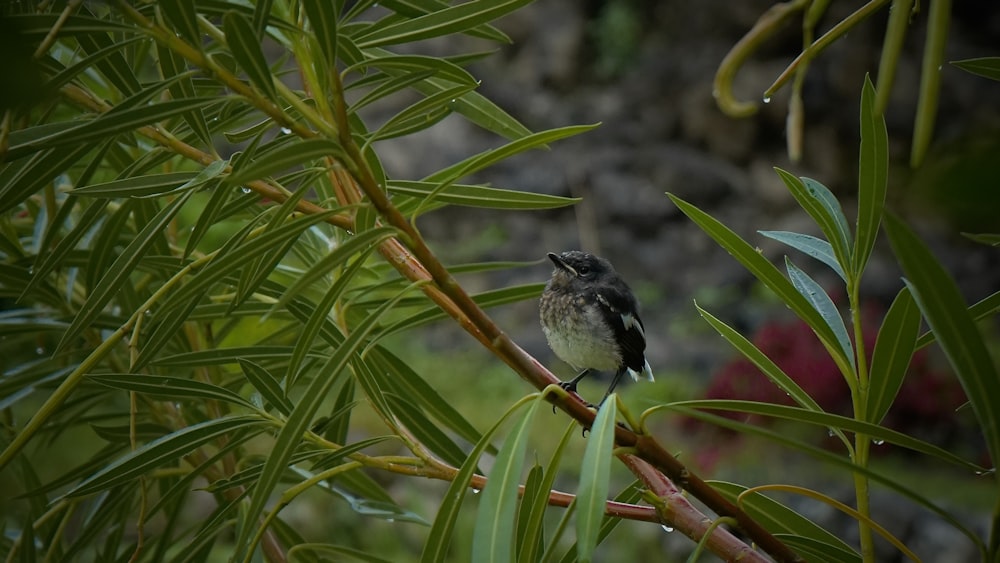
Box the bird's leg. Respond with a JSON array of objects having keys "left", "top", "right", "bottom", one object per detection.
[
  {"left": 559, "top": 369, "right": 590, "bottom": 394},
  {"left": 598, "top": 367, "right": 627, "bottom": 406}
]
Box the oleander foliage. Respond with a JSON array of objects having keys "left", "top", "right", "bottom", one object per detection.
[{"left": 1, "top": 1, "right": 999, "bottom": 562}]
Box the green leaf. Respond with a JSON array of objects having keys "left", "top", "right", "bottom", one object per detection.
[
  {"left": 672, "top": 400, "right": 985, "bottom": 472},
  {"left": 386, "top": 394, "right": 470, "bottom": 469},
  {"left": 854, "top": 75, "right": 888, "bottom": 277},
  {"left": 556, "top": 482, "right": 644, "bottom": 563},
  {"left": 916, "top": 290, "right": 1000, "bottom": 350},
  {"left": 424, "top": 124, "right": 598, "bottom": 186},
  {"left": 377, "top": 283, "right": 544, "bottom": 336},
  {"left": 377, "top": 0, "right": 511, "bottom": 42},
  {"left": 270, "top": 227, "right": 397, "bottom": 314},
  {"left": 710, "top": 481, "right": 859, "bottom": 559},
  {"left": 288, "top": 544, "right": 394, "bottom": 563},
  {"left": 88, "top": 373, "right": 256, "bottom": 410},
  {"left": 758, "top": 230, "right": 847, "bottom": 283},
  {"left": 516, "top": 464, "right": 545, "bottom": 559},
  {"left": 774, "top": 171, "right": 853, "bottom": 277},
  {"left": 67, "top": 416, "right": 271, "bottom": 497},
  {"left": 68, "top": 172, "right": 199, "bottom": 198},
  {"left": 675, "top": 406, "right": 984, "bottom": 551},
  {"left": 239, "top": 359, "right": 294, "bottom": 416},
  {"left": 76, "top": 32, "right": 141, "bottom": 96},
  {"left": 57, "top": 191, "right": 193, "bottom": 353},
  {"left": 694, "top": 303, "right": 855, "bottom": 448},
  {"left": 355, "top": 0, "right": 533, "bottom": 48},
  {"left": 777, "top": 535, "right": 862, "bottom": 563},
  {"left": 471, "top": 394, "right": 541, "bottom": 563},
  {"left": 866, "top": 286, "right": 921, "bottom": 424},
  {"left": 155, "top": 346, "right": 315, "bottom": 367},
  {"left": 223, "top": 11, "right": 277, "bottom": 99},
  {"left": 364, "top": 47, "right": 532, "bottom": 140},
  {"left": 369, "top": 346, "right": 486, "bottom": 453},
  {"left": 420, "top": 395, "right": 535, "bottom": 563},
  {"left": 368, "top": 84, "right": 476, "bottom": 143},
  {"left": 962, "top": 232, "right": 1000, "bottom": 247},
  {"left": 518, "top": 422, "right": 576, "bottom": 563},
  {"left": 885, "top": 213, "right": 1000, "bottom": 474},
  {"left": 785, "top": 257, "right": 854, "bottom": 368},
  {"left": 285, "top": 243, "right": 381, "bottom": 388},
  {"left": 226, "top": 138, "right": 344, "bottom": 186},
  {"left": 158, "top": 210, "right": 339, "bottom": 316},
  {"left": 302, "top": 0, "right": 339, "bottom": 66},
  {"left": 233, "top": 284, "right": 421, "bottom": 559},
  {"left": 159, "top": 0, "right": 201, "bottom": 50},
  {"left": 387, "top": 180, "right": 579, "bottom": 210},
  {"left": 5, "top": 99, "right": 218, "bottom": 161},
  {"left": 669, "top": 194, "right": 854, "bottom": 378},
  {"left": 349, "top": 53, "right": 479, "bottom": 87},
  {"left": 575, "top": 396, "right": 617, "bottom": 563},
  {"left": 0, "top": 144, "right": 94, "bottom": 215},
  {"left": 951, "top": 57, "right": 1000, "bottom": 81}
]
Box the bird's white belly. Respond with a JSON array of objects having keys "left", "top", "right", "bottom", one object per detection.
[{"left": 541, "top": 307, "right": 621, "bottom": 372}]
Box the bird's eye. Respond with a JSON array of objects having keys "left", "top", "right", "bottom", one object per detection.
[{"left": 577, "top": 265, "right": 590, "bottom": 276}]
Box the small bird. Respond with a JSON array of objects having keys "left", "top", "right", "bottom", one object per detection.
[{"left": 539, "top": 251, "right": 653, "bottom": 405}]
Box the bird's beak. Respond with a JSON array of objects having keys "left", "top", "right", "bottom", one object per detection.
[{"left": 547, "top": 252, "right": 576, "bottom": 275}]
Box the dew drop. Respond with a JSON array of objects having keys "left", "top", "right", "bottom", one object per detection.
[
  {"left": 873, "top": 439, "right": 885, "bottom": 446},
  {"left": 241, "top": 186, "right": 252, "bottom": 194},
  {"left": 661, "top": 524, "right": 674, "bottom": 533},
  {"left": 472, "top": 488, "right": 481, "bottom": 494},
  {"left": 828, "top": 429, "right": 836, "bottom": 437},
  {"left": 36, "top": 346, "right": 46, "bottom": 355},
  {"left": 762, "top": 96, "right": 772, "bottom": 104},
  {"left": 280, "top": 127, "right": 292, "bottom": 134}
]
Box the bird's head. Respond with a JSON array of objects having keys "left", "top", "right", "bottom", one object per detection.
[{"left": 546, "top": 251, "right": 616, "bottom": 287}]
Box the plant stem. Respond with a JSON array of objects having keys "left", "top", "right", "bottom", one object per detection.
[{"left": 850, "top": 281, "right": 876, "bottom": 560}]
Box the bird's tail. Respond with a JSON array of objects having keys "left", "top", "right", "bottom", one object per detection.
[{"left": 628, "top": 360, "right": 654, "bottom": 382}]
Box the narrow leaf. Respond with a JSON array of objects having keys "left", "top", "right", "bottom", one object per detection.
[
  {"left": 67, "top": 416, "right": 270, "bottom": 497},
  {"left": 669, "top": 193, "right": 854, "bottom": 376},
  {"left": 866, "top": 286, "right": 921, "bottom": 424},
  {"left": 68, "top": 172, "right": 199, "bottom": 198},
  {"left": 159, "top": 0, "right": 201, "bottom": 50},
  {"left": 854, "top": 74, "right": 888, "bottom": 276},
  {"left": 774, "top": 171, "right": 853, "bottom": 276},
  {"left": 420, "top": 396, "right": 536, "bottom": 563},
  {"left": 57, "top": 192, "right": 193, "bottom": 353},
  {"left": 88, "top": 373, "right": 256, "bottom": 410},
  {"left": 711, "top": 481, "right": 858, "bottom": 558},
  {"left": 388, "top": 180, "right": 579, "bottom": 210},
  {"left": 233, "top": 284, "right": 422, "bottom": 559},
  {"left": 785, "top": 257, "right": 854, "bottom": 368},
  {"left": 226, "top": 138, "right": 344, "bottom": 186},
  {"left": 576, "top": 396, "right": 617, "bottom": 563},
  {"left": 951, "top": 57, "right": 1000, "bottom": 81},
  {"left": 695, "top": 303, "right": 828, "bottom": 414},
  {"left": 673, "top": 400, "right": 985, "bottom": 472},
  {"left": 759, "top": 230, "right": 847, "bottom": 282},
  {"left": 885, "top": 213, "right": 1000, "bottom": 473},
  {"left": 355, "top": 0, "right": 533, "bottom": 48},
  {"left": 223, "top": 11, "right": 277, "bottom": 99},
  {"left": 239, "top": 359, "right": 294, "bottom": 416},
  {"left": 471, "top": 395, "right": 541, "bottom": 563},
  {"left": 302, "top": 0, "right": 339, "bottom": 65}
]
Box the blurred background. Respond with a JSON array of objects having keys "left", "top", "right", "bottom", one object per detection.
[{"left": 367, "top": 0, "right": 1000, "bottom": 559}]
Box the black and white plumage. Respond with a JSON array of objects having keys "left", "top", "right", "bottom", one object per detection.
[{"left": 539, "top": 251, "right": 653, "bottom": 404}]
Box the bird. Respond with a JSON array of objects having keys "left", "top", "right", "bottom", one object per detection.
[{"left": 539, "top": 250, "right": 653, "bottom": 406}]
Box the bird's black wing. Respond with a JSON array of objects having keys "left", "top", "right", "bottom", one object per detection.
[{"left": 593, "top": 286, "right": 647, "bottom": 373}]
